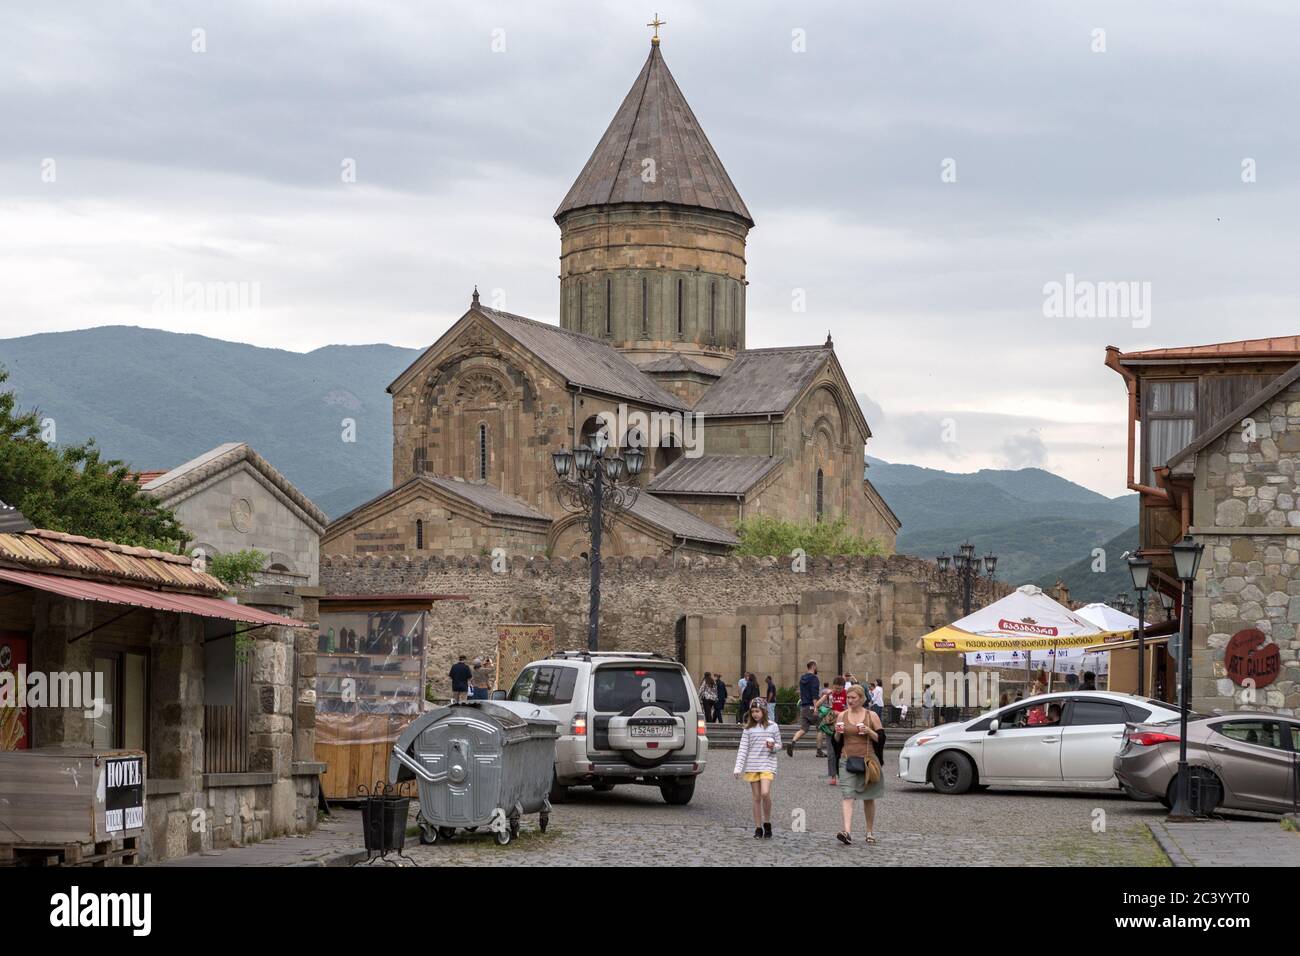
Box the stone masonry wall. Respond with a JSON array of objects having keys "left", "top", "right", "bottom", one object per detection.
[
  {"left": 321, "top": 552, "right": 1008, "bottom": 700},
  {"left": 1192, "top": 382, "right": 1300, "bottom": 715}
]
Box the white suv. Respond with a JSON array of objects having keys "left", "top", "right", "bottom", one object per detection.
[{"left": 505, "top": 650, "right": 707, "bottom": 805}]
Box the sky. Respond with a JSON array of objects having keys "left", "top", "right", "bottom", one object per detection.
[{"left": 2, "top": 0, "right": 1298, "bottom": 497}]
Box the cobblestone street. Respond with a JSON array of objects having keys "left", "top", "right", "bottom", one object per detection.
[{"left": 394, "top": 752, "right": 1176, "bottom": 867}]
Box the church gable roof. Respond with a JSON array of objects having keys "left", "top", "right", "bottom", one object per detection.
[
  {"left": 647, "top": 455, "right": 782, "bottom": 496},
  {"left": 388, "top": 302, "right": 688, "bottom": 411},
  {"left": 555, "top": 43, "right": 752, "bottom": 226},
  {"left": 325, "top": 474, "right": 548, "bottom": 539},
  {"left": 473, "top": 306, "right": 690, "bottom": 410},
  {"left": 693, "top": 345, "right": 830, "bottom": 417},
  {"left": 626, "top": 493, "right": 739, "bottom": 547}
]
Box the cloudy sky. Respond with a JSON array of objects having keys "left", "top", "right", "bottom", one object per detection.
[{"left": 3, "top": 1, "right": 1298, "bottom": 497}]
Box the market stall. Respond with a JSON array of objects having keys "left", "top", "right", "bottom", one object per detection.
[{"left": 919, "top": 584, "right": 1131, "bottom": 709}]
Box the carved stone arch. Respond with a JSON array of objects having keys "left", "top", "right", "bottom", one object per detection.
[{"left": 548, "top": 512, "right": 627, "bottom": 559}]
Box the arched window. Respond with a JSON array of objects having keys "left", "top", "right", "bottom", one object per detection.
[
  {"left": 676, "top": 279, "right": 684, "bottom": 336},
  {"left": 740, "top": 625, "right": 748, "bottom": 675},
  {"left": 579, "top": 282, "right": 585, "bottom": 333},
  {"left": 605, "top": 278, "right": 612, "bottom": 335},
  {"left": 415, "top": 519, "right": 424, "bottom": 550},
  {"left": 641, "top": 276, "right": 648, "bottom": 335},
  {"left": 709, "top": 281, "right": 716, "bottom": 335},
  {"left": 816, "top": 468, "right": 824, "bottom": 521},
  {"left": 477, "top": 423, "right": 488, "bottom": 480}
]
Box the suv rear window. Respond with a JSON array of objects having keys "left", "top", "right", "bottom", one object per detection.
[{"left": 592, "top": 665, "right": 690, "bottom": 713}]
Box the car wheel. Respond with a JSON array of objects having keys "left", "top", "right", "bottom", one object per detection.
[
  {"left": 929, "top": 752, "right": 975, "bottom": 794},
  {"left": 659, "top": 777, "right": 696, "bottom": 805},
  {"left": 1165, "top": 769, "right": 1223, "bottom": 813},
  {"left": 548, "top": 771, "right": 568, "bottom": 805}
]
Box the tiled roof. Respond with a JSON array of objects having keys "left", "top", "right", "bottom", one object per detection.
[
  {"left": 637, "top": 354, "right": 721, "bottom": 376},
  {"left": 555, "top": 44, "right": 752, "bottom": 226},
  {"left": 424, "top": 477, "right": 549, "bottom": 522},
  {"left": 142, "top": 442, "right": 329, "bottom": 529},
  {"left": 693, "top": 346, "right": 830, "bottom": 416},
  {"left": 475, "top": 307, "right": 688, "bottom": 410},
  {"left": 627, "top": 493, "right": 739, "bottom": 547},
  {"left": 1119, "top": 336, "right": 1300, "bottom": 361},
  {"left": 0, "top": 528, "right": 224, "bottom": 593},
  {"left": 647, "top": 455, "right": 782, "bottom": 496},
  {"left": 0, "top": 500, "right": 32, "bottom": 534},
  {"left": 128, "top": 470, "right": 168, "bottom": 486}
]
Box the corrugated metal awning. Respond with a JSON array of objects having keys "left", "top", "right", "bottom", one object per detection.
[{"left": 0, "top": 567, "right": 307, "bottom": 628}]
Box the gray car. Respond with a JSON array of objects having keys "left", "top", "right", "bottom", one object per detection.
[{"left": 1114, "top": 712, "right": 1300, "bottom": 813}]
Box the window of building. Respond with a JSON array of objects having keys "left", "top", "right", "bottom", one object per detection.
[
  {"left": 1142, "top": 380, "right": 1196, "bottom": 485},
  {"left": 677, "top": 279, "right": 683, "bottom": 335},
  {"left": 93, "top": 649, "right": 148, "bottom": 751},
  {"left": 709, "top": 281, "right": 716, "bottom": 335},
  {"left": 477, "top": 423, "right": 488, "bottom": 480},
  {"left": 816, "top": 468, "right": 825, "bottom": 521},
  {"left": 415, "top": 518, "right": 424, "bottom": 550},
  {"left": 579, "top": 282, "right": 585, "bottom": 332},
  {"left": 605, "top": 278, "right": 612, "bottom": 335},
  {"left": 641, "top": 277, "right": 648, "bottom": 335},
  {"left": 837, "top": 623, "right": 846, "bottom": 677},
  {"left": 739, "top": 625, "right": 747, "bottom": 676}
]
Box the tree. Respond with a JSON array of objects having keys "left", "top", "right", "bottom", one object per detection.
[
  {"left": 733, "top": 515, "right": 886, "bottom": 558},
  {"left": 206, "top": 549, "right": 267, "bottom": 590},
  {"left": 0, "top": 367, "right": 186, "bottom": 549}
]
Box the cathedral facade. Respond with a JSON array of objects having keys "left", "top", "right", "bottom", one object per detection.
[{"left": 323, "top": 40, "right": 899, "bottom": 560}]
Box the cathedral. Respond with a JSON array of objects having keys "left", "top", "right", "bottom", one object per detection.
[{"left": 323, "top": 36, "right": 899, "bottom": 560}]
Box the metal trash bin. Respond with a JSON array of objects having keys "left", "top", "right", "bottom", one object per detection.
[{"left": 389, "top": 700, "right": 560, "bottom": 846}]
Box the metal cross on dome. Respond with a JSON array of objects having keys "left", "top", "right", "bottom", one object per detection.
[{"left": 647, "top": 13, "right": 666, "bottom": 44}]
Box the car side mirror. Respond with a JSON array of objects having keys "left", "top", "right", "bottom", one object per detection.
[
  {"left": 988, "top": 719, "right": 999, "bottom": 735},
  {"left": 490, "top": 689, "right": 507, "bottom": 701}
]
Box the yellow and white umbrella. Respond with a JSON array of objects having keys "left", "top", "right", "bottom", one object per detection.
[{"left": 920, "top": 584, "right": 1131, "bottom": 657}]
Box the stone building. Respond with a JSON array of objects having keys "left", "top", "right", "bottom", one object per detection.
[
  {"left": 0, "top": 526, "right": 320, "bottom": 862},
  {"left": 321, "top": 38, "right": 899, "bottom": 560},
  {"left": 1106, "top": 336, "right": 1300, "bottom": 714},
  {"left": 321, "top": 552, "right": 1006, "bottom": 696},
  {"left": 140, "top": 442, "right": 328, "bottom": 587}
]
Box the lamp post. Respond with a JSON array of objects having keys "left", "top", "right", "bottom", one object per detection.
[
  {"left": 1158, "top": 589, "right": 1175, "bottom": 621},
  {"left": 1168, "top": 534, "right": 1204, "bottom": 820},
  {"left": 1126, "top": 554, "right": 1152, "bottom": 698},
  {"left": 935, "top": 543, "right": 998, "bottom": 712},
  {"left": 551, "top": 435, "right": 645, "bottom": 652}
]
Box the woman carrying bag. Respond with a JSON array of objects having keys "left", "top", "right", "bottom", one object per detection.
[
  {"left": 698, "top": 673, "right": 718, "bottom": 723},
  {"left": 834, "top": 683, "right": 884, "bottom": 846}
]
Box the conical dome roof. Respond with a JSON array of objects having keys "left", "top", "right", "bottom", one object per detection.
[{"left": 556, "top": 44, "right": 752, "bottom": 226}]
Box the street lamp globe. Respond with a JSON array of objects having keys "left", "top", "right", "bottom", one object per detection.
[
  {"left": 936, "top": 553, "right": 951, "bottom": 573},
  {"left": 572, "top": 443, "right": 594, "bottom": 476},
  {"left": 603, "top": 455, "right": 627, "bottom": 482},
  {"left": 983, "top": 553, "right": 998, "bottom": 575},
  {"left": 959, "top": 542, "right": 975, "bottom": 561},
  {"left": 623, "top": 445, "right": 645, "bottom": 477},
  {"left": 551, "top": 446, "right": 573, "bottom": 479},
  {"left": 1171, "top": 535, "right": 1205, "bottom": 583},
  {"left": 1127, "top": 554, "right": 1152, "bottom": 591}
]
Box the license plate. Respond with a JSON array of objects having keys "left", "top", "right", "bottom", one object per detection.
[{"left": 631, "top": 725, "right": 673, "bottom": 738}]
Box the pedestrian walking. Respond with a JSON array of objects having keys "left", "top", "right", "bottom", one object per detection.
[
  {"left": 733, "top": 697, "right": 781, "bottom": 839},
  {"left": 473, "top": 656, "right": 495, "bottom": 700},
  {"left": 449, "top": 655, "right": 472, "bottom": 704},
  {"left": 921, "top": 680, "right": 936, "bottom": 725},
  {"left": 785, "top": 661, "right": 823, "bottom": 756},
  {"left": 870, "top": 679, "right": 885, "bottom": 722},
  {"left": 698, "top": 672, "right": 718, "bottom": 723},
  {"left": 817, "top": 677, "right": 848, "bottom": 784},
  {"left": 740, "top": 671, "right": 760, "bottom": 724},
  {"left": 765, "top": 675, "right": 777, "bottom": 723},
  {"left": 714, "top": 675, "right": 728, "bottom": 723},
  {"left": 834, "top": 683, "right": 884, "bottom": 846}
]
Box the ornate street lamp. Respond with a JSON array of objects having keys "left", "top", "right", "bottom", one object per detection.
[
  {"left": 1126, "top": 554, "right": 1152, "bottom": 698},
  {"left": 551, "top": 438, "right": 645, "bottom": 651},
  {"left": 936, "top": 541, "right": 998, "bottom": 712},
  {"left": 1168, "top": 535, "right": 1205, "bottom": 820},
  {"left": 1158, "top": 589, "right": 1175, "bottom": 621}
]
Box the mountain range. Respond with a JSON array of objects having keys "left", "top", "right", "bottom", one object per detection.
[{"left": 1, "top": 326, "right": 1137, "bottom": 596}]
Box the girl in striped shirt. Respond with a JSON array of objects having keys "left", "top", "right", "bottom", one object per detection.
[{"left": 734, "top": 697, "right": 782, "bottom": 838}]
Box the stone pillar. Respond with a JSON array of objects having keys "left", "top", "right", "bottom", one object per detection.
[
  {"left": 149, "top": 610, "right": 206, "bottom": 859},
  {"left": 29, "top": 594, "right": 95, "bottom": 748}
]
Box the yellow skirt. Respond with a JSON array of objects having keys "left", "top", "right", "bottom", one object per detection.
[{"left": 742, "top": 772, "right": 774, "bottom": 782}]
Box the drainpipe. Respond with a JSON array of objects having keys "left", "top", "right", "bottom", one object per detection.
[{"left": 1104, "top": 347, "right": 1170, "bottom": 501}]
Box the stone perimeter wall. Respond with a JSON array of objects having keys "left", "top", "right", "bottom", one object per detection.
[{"left": 321, "top": 552, "right": 1008, "bottom": 698}]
